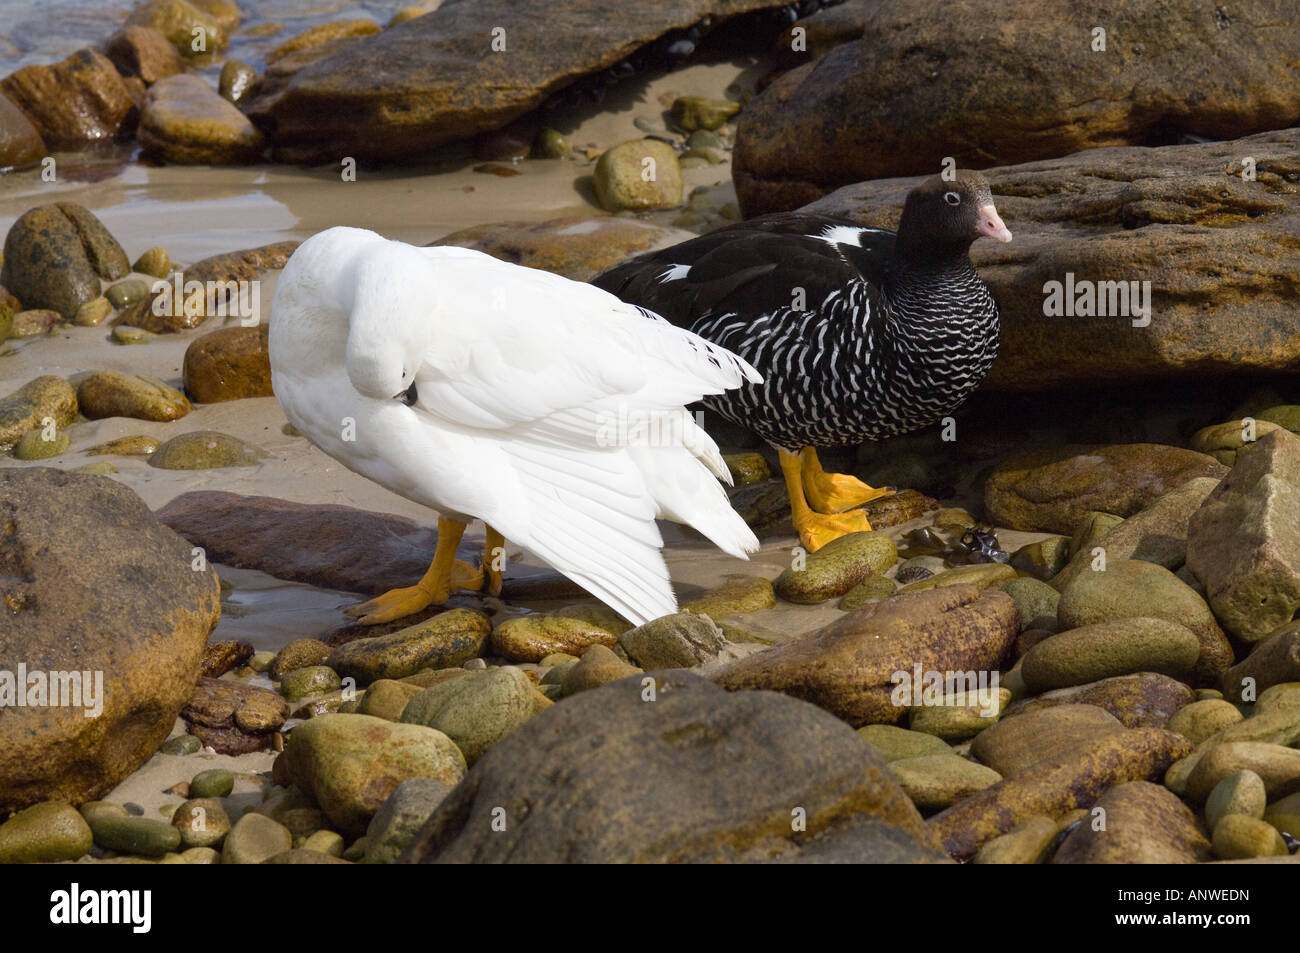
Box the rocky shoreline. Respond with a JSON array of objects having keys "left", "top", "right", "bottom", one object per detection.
[{"left": 1, "top": 0, "right": 1300, "bottom": 869}]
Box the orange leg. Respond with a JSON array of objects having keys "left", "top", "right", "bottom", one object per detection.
[
  {"left": 345, "top": 517, "right": 482, "bottom": 625},
  {"left": 800, "top": 446, "right": 894, "bottom": 514},
  {"left": 778, "top": 449, "right": 873, "bottom": 552}
]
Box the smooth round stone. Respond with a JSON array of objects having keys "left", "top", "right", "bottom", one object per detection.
[
  {"left": 593, "top": 139, "right": 683, "bottom": 212},
  {"left": 400, "top": 666, "right": 538, "bottom": 763},
  {"left": 218, "top": 60, "right": 258, "bottom": 103},
  {"left": 1165, "top": 699, "right": 1244, "bottom": 745},
  {"left": 171, "top": 797, "right": 230, "bottom": 848},
  {"left": 932, "top": 508, "right": 976, "bottom": 530},
  {"left": 908, "top": 688, "right": 1011, "bottom": 741},
  {"left": 0, "top": 801, "right": 93, "bottom": 863},
  {"left": 888, "top": 754, "right": 1002, "bottom": 811},
  {"left": 685, "top": 128, "right": 725, "bottom": 150},
  {"left": 270, "top": 637, "right": 332, "bottom": 679},
  {"left": 89, "top": 814, "right": 182, "bottom": 857},
  {"left": 112, "top": 325, "right": 157, "bottom": 345},
  {"left": 78, "top": 801, "right": 128, "bottom": 825},
  {"left": 1020, "top": 617, "right": 1201, "bottom": 691},
  {"left": 222, "top": 812, "right": 292, "bottom": 865},
  {"left": 298, "top": 829, "right": 344, "bottom": 857},
  {"left": 558, "top": 644, "right": 640, "bottom": 697},
  {"left": 490, "top": 614, "right": 617, "bottom": 663},
  {"left": 462, "top": 658, "right": 487, "bottom": 670},
  {"left": 857, "top": 724, "right": 954, "bottom": 763},
  {"left": 1205, "top": 769, "right": 1267, "bottom": 831},
  {"left": 1212, "top": 814, "right": 1289, "bottom": 859},
  {"left": 670, "top": 96, "right": 740, "bottom": 131},
  {"left": 1256, "top": 682, "right": 1300, "bottom": 715},
  {"left": 280, "top": 665, "right": 342, "bottom": 702},
  {"left": 160, "top": 734, "right": 202, "bottom": 755},
  {"left": 539, "top": 652, "right": 579, "bottom": 667},
  {"left": 327, "top": 608, "right": 491, "bottom": 680},
  {"left": 896, "top": 563, "right": 1017, "bottom": 593},
  {"left": 132, "top": 246, "right": 171, "bottom": 278},
  {"left": 775, "top": 530, "right": 898, "bottom": 603},
  {"left": 355, "top": 679, "right": 422, "bottom": 721},
  {"left": 248, "top": 650, "right": 276, "bottom": 673},
  {"left": 1263, "top": 791, "right": 1300, "bottom": 838},
  {"left": 539, "top": 658, "right": 579, "bottom": 686},
  {"left": 532, "top": 127, "right": 569, "bottom": 158},
  {"left": 178, "top": 846, "right": 220, "bottom": 863},
  {"left": 679, "top": 574, "right": 776, "bottom": 618},
  {"left": 971, "top": 815, "right": 1059, "bottom": 864},
  {"left": 149, "top": 430, "right": 265, "bottom": 469},
  {"left": 106, "top": 278, "right": 150, "bottom": 308},
  {"left": 14, "top": 428, "right": 69, "bottom": 459},
  {"left": 1185, "top": 741, "right": 1300, "bottom": 802},
  {"left": 77, "top": 371, "right": 191, "bottom": 422},
  {"left": 837, "top": 574, "right": 897, "bottom": 610},
  {"left": 75, "top": 296, "right": 113, "bottom": 326},
  {"left": 189, "top": 767, "right": 234, "bottom": 798},
  {"left": 999, "top": 576, "right": 1060, "bottom": 632},
  {"left": 363, "top": 777, "right": 454, "bottom": 864}
]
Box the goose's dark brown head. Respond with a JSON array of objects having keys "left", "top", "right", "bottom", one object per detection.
[{"left": 897, "top": 170, "right": 1012, "bottom": 260}]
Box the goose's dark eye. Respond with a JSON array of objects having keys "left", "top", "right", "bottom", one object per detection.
[{"left": 944, "top": 191, "right": 961, "bottom": 206}]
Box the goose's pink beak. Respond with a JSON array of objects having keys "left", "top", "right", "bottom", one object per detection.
[{"left": 978, "top": 204, "right": 1013, "bottom": 243}]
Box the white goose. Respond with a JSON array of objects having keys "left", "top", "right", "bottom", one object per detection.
[{"left": 268, "top": 227, "right": 762, "bottom": 626}]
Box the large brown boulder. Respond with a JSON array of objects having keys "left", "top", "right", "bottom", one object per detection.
[
  {"left": 735, "top": 0, "right": 1300, "bottom": 214},
  {"left": 251, "top": 0, "right": 802, "bottom": 162},
  {"left": 712, "top": 585, "right": 1018, "bottom": 726},
  {"left": 404, "top": 671, "right": 944, "bottom": 862},
  {"left": 2, "top": 204, "right": 131, "bottom": 320},
  {"left": 0, "top": 469, "right": 221, "bottom": 812},
  {"left": 1187, "top": 428, "right": 1300, "bottom": 642},
  {"left": 799, "top": 129, "right": 1300, "bottom": 391},
  {"left": 0, "top": 49, "right": 137, "bottom": 148}
]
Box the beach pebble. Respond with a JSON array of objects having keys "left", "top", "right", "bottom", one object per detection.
[
  {"left": 181, "top": 676, "right": 288, "bottom": 753},
  {"left": 722, "top": 451, "right": 769, "bottom": 485},
  {"left": 972, "top": 815, "right": 1060, "bottom": 864},
  {"left": 680, "top": 574, "right": 775, "bottom": 619},
  {"left": 189, "top": 768, "right": 233, "bottom": 798},
  {"left": 400, "top": 666, "right": 541, "bottom": 763},
  {"left": 558, "top": 644, "right": 640, "bottom": 697},
  {"left": 1263, "top": 791, "right": 1300, "bottom": 838},
  {"left": 1053, "top": 781, "right": 1212, "bottom": 863},
  {"left": 1212, "top": 814, "right": 1289, "bottom": 859},
  {"left": 618, "top": 611, "right": 726, "bottom": 668},
  {"left": 87, "top": 434, "right": 160, "bottom": 456},
  {"left": 1004, "top": 672, "right": 1196, "bottom": 729},
  {"left": 126, "top": 0, "right": 226, "bottom": 58},
  {"left": 1020, "top": 618, "right": 1202, "bottom": 691},
  {"left": 491, "top": 614, "right": 617, "bottom": 663},
  {"left": 248, "top": 650, "right": 275, "bottom": 673},
  {"left": 685, "top": 129, "right": 725, "bottom": 150},
  {"left": 171, "top": 797, "right": 230, "bottom": 848},
  {"left": 1205, "top": 769, "right": 1268, "bottom": 830},
  {"left": 1190, "top": 417, "right": 1287, "bottom": 466},
  {"left": 327, "top": 608, "right": 490, "bottom": 683},
  {"left": 182, "top": 324, "right": 272, "bottom": 402},
  {"left": 222, "top": 813, "right": 291, "bottom": 865},
  {"left": 1068, "top": 511, "right": 1123, "bottom": 557},
  {"left": 297, "top": 829, "right": 345, "bottom": 857},
  {"left": 1010, "top": 535, "right": 1071, "bottom": 580},
  {"left": 218, "top": 60, "right": 259, "bottom": 103},
  {"left": 77, "top": 370, "right": 191, "bottom": 421},
  {"left": 888, "top": 754, "right": 1002, "bottom": 811},
  {"left": 9, "top": 309, "right": 60, "bottom": 337},
  {"left": 775, "top": 530, "right": 897, "bottom": 603},
  {"left": 160, "top": 734, "right": 201, "bottom": 755},
  {"left": 13, "top": 427, "right": 68, "bottom": 460},
  {"left": 356, "top": 679, "right": 422, "bottom": 721},
  {"left": 89, "top": 814, "right": 182, "bottom": 857},
  {"left": 139, "top": 74, "right": 265, "bottom": 164},
  {"left": 106, "top": 279, "right": 151, "bottom": 308},
  {"left": 1, "top": 204, "right": 127, "bottom": 319},
  {"left": 998, "top": 576, "right": 1059, "bottom": 631},
  {"left": 284, "top": 714, "right": 466, "bottom": 834},
  {"left": 280, "top": 665, "right": 341, "bottom": 702},
  {"left": 909, "top": 688, "right": 1011, "bottom": 741},
  {"left": 269, "top": 637, "right": 332, "bottom": 679},
  {"left": 670, "top": 96, "right": 740, "bottom": 131},
  {"left": 74, "top": 296, "right": 112, "bottom": 326},
  {"left": 896, "top": 562, "right": 1016, "bottom": 593},
  {"left": 1056, "top": 558, "right": 1234, "bottom": 684},
  {"left": 112, "top": 325, "right": 157, "bottom": 345},
  {"left": 0, "top": 801, "right": 93, "bottom": 863},
  {"left": 970, "top": 704, "right": 1126, "bottom": 777},
  {"left": 593, "top": 139, "right": 682, "bottom": 212},
  {"left": 1185, "top": 741, "right": 1300, "bottom": 802},
  {"left": 132, "top": 246, "right": 171, "bottom": 278},
  {"left": 837, "top": 574, "right": 897, "bottom": 610},
  {"left": 1164, "top": 699, "right": 1244, "bottom": 745},
  {"left": 932, "top": 508, "right": 976, "bottom": 530},
  {"left": 857, "top": 724, "right": 953, "bottom": 763},
  {"left": 149, "top": 430, "right": 265, "bottom": 469},
  {"left": 546, "top": 603, "right": 630, "bottom": 637},
  {"left": 105, "top": 24, "right": 184, "bottom": 85},
  {"left": 363, "top": 777, "right": 454, "bottom": 864}
]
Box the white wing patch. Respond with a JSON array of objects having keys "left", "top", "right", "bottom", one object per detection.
[
  {"left": 817, "top": 225, "right": 868, "bottom": 248},
  {"left": 658, "top": 263, "right": 691, "bottom": 282}
]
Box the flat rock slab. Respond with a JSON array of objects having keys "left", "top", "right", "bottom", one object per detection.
[
  {"left": 256, "top": 0, "right": 797, "bottom": 161},
  {"left": 800, "top": 129, "right": 1300, "bottom": 391},
  {"left": 155, "top": 490, "right": 587, "bottom": 602},
  {"left": 735, "top": 0, "right": 1300, "bottom": 213}
]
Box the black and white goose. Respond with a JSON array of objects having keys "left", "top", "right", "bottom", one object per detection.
[{"left": 591, "top": 170, "right": 1012, "bottom": 551}]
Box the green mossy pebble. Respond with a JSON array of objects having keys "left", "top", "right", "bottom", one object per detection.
[
  {"left": 161, "top": 734, "right": 202, "bottom": 755},
  {"left": 1205, "top": 769, "right": 1267, "bottom": 830},
  {"left": 13, "top": 428, "right": 68, "bottom": 459},
  {"left": 189, "top": 768, "right": 234, "bottom": 798},
  {"left": 0, "top": 801, "right": 93, "bottom": 863},
  {"left": 280, "top": 665, "right": 342, "bottom": 702},
  {"left": 89, "top": 814, "right": 182, "bottom": 857},
  {"left": 106, "top": 278, "right": 151, "bottom": 308}
]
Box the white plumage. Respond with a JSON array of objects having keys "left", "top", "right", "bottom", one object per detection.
[{"left": 268, "top": 226, "right": 762, "bottom": 625}]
